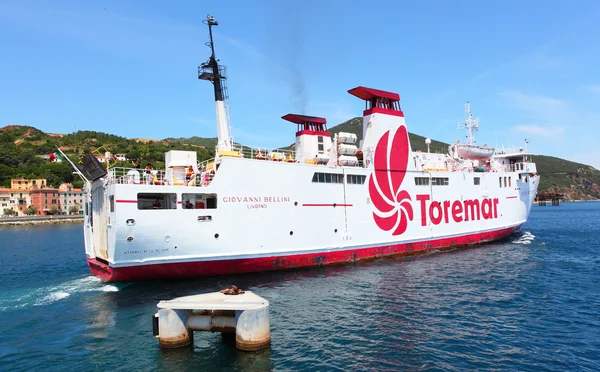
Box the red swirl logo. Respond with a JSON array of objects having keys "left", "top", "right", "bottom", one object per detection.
[{"left": 368, "top": 126, "right": 413, "bottom": 235}]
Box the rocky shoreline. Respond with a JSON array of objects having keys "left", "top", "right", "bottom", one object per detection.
[{"left": 0, "top": 215, "right": 84, "bottom": 226}]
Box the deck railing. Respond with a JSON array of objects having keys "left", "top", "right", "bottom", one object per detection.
[
  {"left": 107, "top": 168, "right": 209, "bottom": 187},
  {"left": 500, "top": 162, "right": 536, "bottom": 173},
  {"left": 219, "top": 144, "right": 297, "bottom": 162}
]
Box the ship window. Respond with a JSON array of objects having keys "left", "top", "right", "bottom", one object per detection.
[
  {"left": 109, "top": 196, "right": 114, "bottom": 212},
  {"left": 182, "top": 193, "right": 217, "bottom": 209},
  {"left": 509, "top": 177, "right": 512, "bottom": 187},
  {"left": 499, "top": 177, "right": 502, "bottom": 187},
  {"left": 137, "top": 193, "right": 177, "bottom": 210},
  {"left": 312, "top": 172, "right": 343, "bottom": 184},
  {"left": 347, "top": 174, "right": 366, "bottom": 184},
  {"left": 318, "top": 136, "right": 324, "bottom": 143},
  {"left": 414, "top": 177, "right": 430, "bottom": 186},
  {"left": 431, "top": 177, "right": 449, "bottom": 186},
  {"left": 504, "top": 177, "right": 507, "bottom": 187},
  {"left": 474, "top": 177, "right": 480, "bottom": 186}
]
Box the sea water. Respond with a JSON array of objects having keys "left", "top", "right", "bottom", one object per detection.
[{"left": 1, "top": 203, "right": 599, "bottom": 371}]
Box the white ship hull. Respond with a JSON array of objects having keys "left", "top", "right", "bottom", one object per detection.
[{"left": 83, "top": 152, "right": 539, "bottom": 282}]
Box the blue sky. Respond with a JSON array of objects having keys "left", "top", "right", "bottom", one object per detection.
[{"left": 2, "top": 0, "right": 600, "bottom": 168}]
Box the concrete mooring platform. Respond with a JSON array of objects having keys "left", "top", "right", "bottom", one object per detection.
[{"left": 153, "top": 289, "right": 270, "bottom": 351}]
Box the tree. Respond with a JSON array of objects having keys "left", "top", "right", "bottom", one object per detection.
[
  {"left": 26, "top": 206, "right": 37, "bottom": 215},
  {"left": 3, "top": 208, "right": 15, "bottom": 216},
  {"left": 48, "top": 205, "right": 59, "bottom": 215},
  {"left": 72, "top": 179, "right": 84, "bottom": 189},
  {"left": 69, "top": 206, "right": 79, "bottom": 215}
]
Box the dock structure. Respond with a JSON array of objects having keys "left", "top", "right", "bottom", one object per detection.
[
  {"left": 153, "top": 290, "right": 270, "bottom": 351},
  {"left": 536, "top": 192, "right": 564, "bottom": 206}
]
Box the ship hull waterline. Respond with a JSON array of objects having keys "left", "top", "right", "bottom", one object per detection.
[{"left": 87, "top": 225, "right": 519, "bottom": 282}]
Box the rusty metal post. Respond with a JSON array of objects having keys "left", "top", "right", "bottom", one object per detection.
[
  {"left": 157, "top": 308, "right": 193, "bottom": 348},
  {"left": 235, "top": 306, "right": 271, "bottom": 351}
]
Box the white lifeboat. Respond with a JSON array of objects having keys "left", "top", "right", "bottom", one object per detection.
[
  {"left": 338, "top": 144, "right": 357, "bottom": 156},
  {"left": 315, "top": 154, "right": 330, "bottom": 164},
  {"left": 337, "top": 132, "right": 357, "bottom": 144},
  {"left": 456, "top": 144, "right": 495, "bottom": 160},
  {"left": 338, "top": 155, "right": 359, "bottom": 166}
]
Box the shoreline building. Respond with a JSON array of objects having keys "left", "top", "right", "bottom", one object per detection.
[
  {"left": 30, "top": 188, "right": 59, "bottom": 216},
  {"left": 58, "top": 183, "right": 84, "bottom": 215}
]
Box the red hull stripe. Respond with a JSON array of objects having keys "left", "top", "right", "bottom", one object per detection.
[
  {"left": 302, "top": 203, "right": 353, "bottom": 207},
  {"left": 116, "top": 200, "right": 137, "bottom": 203},
  {"left": 87, "top": 226, "right": 519, "bottom": 282},
  {"left": 506, "top": 196, "right": 518, "bottom": 199}
]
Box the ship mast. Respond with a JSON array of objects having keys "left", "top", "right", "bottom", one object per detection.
[
  {"left": 198, "top": 14, "right": 232, "bottom": 151},
  {"left": 460, "top": 101, "right": 479, "bottom": 146}
]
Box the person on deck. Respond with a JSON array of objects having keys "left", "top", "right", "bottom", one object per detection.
[
  {"left": 186, "top": 166, "right": 194, "bottom": 184},
  {"left": 152, "top": 199, "right": 161, "bottom": 209},
  {"left": 145, "top": 163, "right": 153, "bottom": 185}
]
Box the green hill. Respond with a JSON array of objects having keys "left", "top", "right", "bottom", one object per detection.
[{"left": 164, "top": 136, "right": 218, "bottom": 148}]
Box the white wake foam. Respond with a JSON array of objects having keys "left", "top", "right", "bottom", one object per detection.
[
  {"left": 100, "top": 285, "right": 119, "bottom": 292},
  {"left": 512, "top": 231, "right": 536, "bottom": 245},
  {"left": 34, "top": 291, "right": 70, "bottom": 306},
  {"left": 1, "top": 276, "right": 120, "bottom": 311}
]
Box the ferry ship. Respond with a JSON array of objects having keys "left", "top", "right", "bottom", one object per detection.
[{"left": 67, "top": 15, "right": 539, "bottom": 282}]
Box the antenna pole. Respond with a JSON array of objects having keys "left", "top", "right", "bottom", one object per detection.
[
  {"left": 463, "top": 101, "right": 479, "bottom": 146},
  {"left": 202, "top": 14, "right": 223, "bottom": 102}
]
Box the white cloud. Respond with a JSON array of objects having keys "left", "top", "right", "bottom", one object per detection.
[
  {"left": 498, "top": 91, "right": 568, "bottom": 112},
  {"left": 512, "top": 125, "right": 565, "bottom": 138},
  {"left": 498, "top": 91, "right": 570, "bottom": 126}
]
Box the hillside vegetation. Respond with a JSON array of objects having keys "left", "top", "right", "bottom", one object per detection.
[
  {"left": 2, "top": 121, "right": 599, "bottom": 200},
  {"left": 0, "top": 125, "right": 214, "bottom": 188}
]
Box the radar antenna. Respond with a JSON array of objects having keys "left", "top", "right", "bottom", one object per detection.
[{"left": 457, "top": 101, "right": 479, "bottom": 145}]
